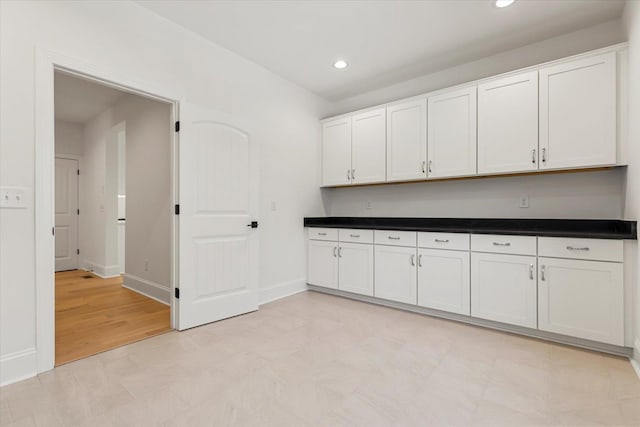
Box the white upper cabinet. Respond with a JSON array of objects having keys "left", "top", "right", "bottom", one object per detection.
[
  {"left": 477, "top": 70, "right": 539, "bottom": 175},
  {"left": 386, "top": 98, "right": 427, "bottom": 182},
  {"left": 322, "top": 117, "right": 352, "bottom": 186},
  {"left": 539, "top": 52, "right": 617, "bottom": 170},
  {"left": 427, "top": 86, "right": 477, "bottom": 178},
  {"left": 351, "top": 108, "right": 387, "bottom": 184}
]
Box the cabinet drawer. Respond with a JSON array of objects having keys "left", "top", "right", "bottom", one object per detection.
[
  {"left": 308, "top": 227, "right": 338, "bottom": 241},
  {"left": 418, "top": 232, "right": 469, "bottom": 251},
  {"left": 538, "top": 237, "right": 622, "bottom": 262},
  {"left": 375, "top": 230, "right": 417, "bottom": 247},
  {"left": 471, "top": 234, "right": 536, "bottom": 256},
  {"left": 339, "top": 229, "right": 374, "bottom": 244}
]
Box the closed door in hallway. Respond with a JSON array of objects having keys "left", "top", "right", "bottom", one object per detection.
[{"left": 55, "top": 157, "right": 79, "bottom": 272}]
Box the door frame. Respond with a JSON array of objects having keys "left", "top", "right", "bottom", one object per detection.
[{"left": 35, "top": 48, "right": 183, "bottom": 374}]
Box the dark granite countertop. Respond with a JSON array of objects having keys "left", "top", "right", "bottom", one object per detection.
[{"left": 303, "top": 217, "right": 637, "bottom": 240}]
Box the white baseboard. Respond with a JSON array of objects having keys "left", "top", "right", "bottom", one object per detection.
[
  {"left": 82, "top": 260, "right": 121, "bottom": 278},
  {"left": 259, "top": 278, "right": 308, "bottom": 305},
  {"left": 122, "top": 273, "right": 170, "bottom": 305},
  {"left": 0, "top": 348, "right": 37, "bottom": 387},
  {"left": 631, "top": 338, "right": 640, "bottom": 380}
]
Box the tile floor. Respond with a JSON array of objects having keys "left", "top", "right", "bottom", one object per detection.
[{"left": 1, "top": 291, "right": 639, "bottom": 426}]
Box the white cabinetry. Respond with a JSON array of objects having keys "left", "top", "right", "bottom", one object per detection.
[
  {"left": 427, "top": 86, "right": 477, "bottom": 178},
  {"left": 375, "top": 244, "right": 418, "bottom": 304},
  {"left": 477, "top": 71, "right": 539, "bottom": 175},
  {"left": 539, "top": 53, "right": 616, "bottom": 170},
  {"left": 321, "top": 117, "right": 351, "bottom": 186},
  {"left": 386, "top": 98, "right": 427, "bottom": 182},
  {"left": 307, "top": 239, "right": 338, "bottom": 289},
  {"left": 338, "top": 242, "right": 374, "bottom": 296},
  {"left": 537, "top": 236, "right": 623, "bottom": 346},
  {"left": 352, "top": 108, "right": 387, "bottom": 184},
  {"left": 418, "top": 248, "right": 470, "bottom": 315}
]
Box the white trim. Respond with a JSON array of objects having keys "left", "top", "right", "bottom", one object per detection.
[
  {"left": 631, "top": 338, "right": 640, "bottom": 380},
  {"left": 35, "top": 47, "right": 182, "bottom": 376},
  {"left": 122, "top": 274, "right": 171, "bottom": 305},
  {"left": 0, "top": 348, "right": 37, "bottom": 387},
  {"left": 81, "top": 262, "right": 121, "bottom": 278},
  {"left": 259, "top": 279, "right": 308, "bottom": 305}
]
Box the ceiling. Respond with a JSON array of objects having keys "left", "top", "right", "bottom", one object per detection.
[
  {"left": 55, "top": 72, "right": 126, "bottom": 124},
  {"left": 136, "top": 0, "right": 626, "bottom": 101}
]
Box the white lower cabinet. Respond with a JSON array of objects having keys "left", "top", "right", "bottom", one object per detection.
[
  {"left": 538, "top": 257, "right": 623, "bottom": 346},
  {"left": 471, "top": 252, "right": 537, "bottom": 328},
  {"left": 417, "top": 248, "right": 470, "bottom": 315},
  {"left": 307, "top": 239, "right": 338, "bottom": 289},
  {"left": 374, "top": 245, "right": 417, "bottom": 304},
  {"left": 338, "top": 242, "right": 374, "bottom": 296}
]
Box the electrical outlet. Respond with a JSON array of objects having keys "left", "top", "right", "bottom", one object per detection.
[
  {"left": 519, "top": 195, "right": 530, "bottom": 208},
  {"left": 366, "top": 200, "right": 373, "bottom": 210}
]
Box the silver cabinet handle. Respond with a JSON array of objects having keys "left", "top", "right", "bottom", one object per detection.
[
  {"left": 493, "top": 242, "right": 511, "bottom": 247},
  {"left": 541, "top": 265, "right": 546, "bottom": 281},
  {"left": 318, "top": 232, "right": 327, "bottom": 236},
  {"left": 434, "top": 238, "right": 449, "bottom": 243},
  {"left": 421, "top": 161, "right": 426, "bottom": 173},
  {"left": 428, "top": 160, "right": 433, "bottom": 173},
  {"left": 349, "top": 234, "right": 360, "bottom": 238},
  {"left": 567, "top": 246, "right": 590, "bottom": 251},
  {"left": 351, "top": 169, "right": 355, "bottom": 180},
  {"left": 418, "top": 254, "right": 423, "bottom": 267},
  {"left": 347, "top": 169, "right": 351, "bottom": 180},
  {"left": 411, "top": 254, "right": 415, "bottom": 266},
  {"left": 333, "top": 246, "right": 337, "bottom": 257},
  {"left": 529, "top": 264, "right": 534, "bottom": 280},
  {"left": 388, "top": 236, "right": 401, "bottom": 240},
  {"left": 542, "top": 148, "right": 547, "bottom": 163},
  {"left": 338, "top": 247, "right": 342, "bottom": 258},
  {"left": 532, "top": 149, "right": 536, "bottom": 164}
]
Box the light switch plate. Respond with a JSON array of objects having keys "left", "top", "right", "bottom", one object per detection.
[{"left": 0, "top": 187, "right": 28, "bottom": 209}]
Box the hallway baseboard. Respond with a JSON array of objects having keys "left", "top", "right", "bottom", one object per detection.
[{"left": 122, "top": 273, "right": 171, "bottom": 305}]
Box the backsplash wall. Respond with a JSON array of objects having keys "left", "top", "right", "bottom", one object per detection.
[{"left": 322, "top": 168, "right": 624, "bottom": 219}]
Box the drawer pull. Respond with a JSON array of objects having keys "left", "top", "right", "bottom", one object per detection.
[
  {"left": 318, "top": 232, "right": 327, "bottom": 236},
  {"left": 434, "top": 239, "right": 449, "bottom": 243},
  {"left": 566, "top": 246, "right": 589, "bottom": 251},
  {"left": 388, "top": 236, "right": 401, "bottom": 240},
  {"left": 492, "top": 242, "right": 511, "bottom": 247},
  {"left": 350, "top": 234, "right": 360, "bottom": 238}
]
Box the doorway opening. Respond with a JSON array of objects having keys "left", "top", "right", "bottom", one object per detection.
[{"left": 53, "top": 71, "right": 173, "bottom": 365}]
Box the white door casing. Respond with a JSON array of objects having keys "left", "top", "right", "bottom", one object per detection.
[
  {"left": 178, "top": 103, "right": 259, "bottom": 330},
  {"left": 55, "top": 158, "right": 79, "bottom": 272}
]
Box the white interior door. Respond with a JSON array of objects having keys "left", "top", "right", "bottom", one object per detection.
[
  {"left": 55, "top": 158, "right": 79, "bottom": 272},
  {"left": 178, "top": 102, "right": 259, "bottom": 330}
]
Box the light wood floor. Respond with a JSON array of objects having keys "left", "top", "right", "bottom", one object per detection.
[
  {"left": 55, "top": 270, "right": 171, "bottom": 366},
  {"left": 3, "top": 291, "right": 639, "bottom": 426}
]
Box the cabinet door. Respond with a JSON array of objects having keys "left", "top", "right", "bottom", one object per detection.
[
  {"left": 307, "top": 240, "right": 338, "bottom": 289},
  {"left": 478, "top": 71, "right": 538, "bottom": 174},
  {"left": 417, "top": 249, "right": 470, "bottom": 315},
  {"left": 427, "top": 87, "right": 477, "bottom": 178},
  {"left": 322, "top": 117, "right": 351, "bottom": 186},
  {"left": 374, "top": 245, "right": 417, "bottom": 304},
  {"left": 338, "top": 242, "right": 374, "bottom": 296},
  {"left": 539, "top": 53, "right": 616, "bottom": 169},
  {"left": 538, "top": 257, "right": 623, "bottom": 345},
  {"left": 471, "top": 253, "right": 537, "bottom": 328},
  {"left": 386, "top": 98, "right": 427, "bottom": 182},
  {"left": 352, "top": 108, "right": 386, "bottom": 184}
]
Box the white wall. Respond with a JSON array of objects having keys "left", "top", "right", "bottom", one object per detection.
[
  {"left": 0, "top": 0, "right": 329, "bottom": 385},
  {"left": 331, "top": 19, "right": 626, "bottom": 115},
  {"left": 622, "top": 0, "right": 640, "bottom": 372},
  {"left": 54, "top": 120, "right": 83, "bottom": 157},
  {"left": 324, "top": 169, "right": 625, "bottom": 219}
]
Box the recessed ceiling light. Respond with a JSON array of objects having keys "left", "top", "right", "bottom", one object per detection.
[
  {"left": 495, "top": 0, "right": 515, "bottom": 7},
  {"left": 333, "top": 60, "right": 348, "bottom": 69}
]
